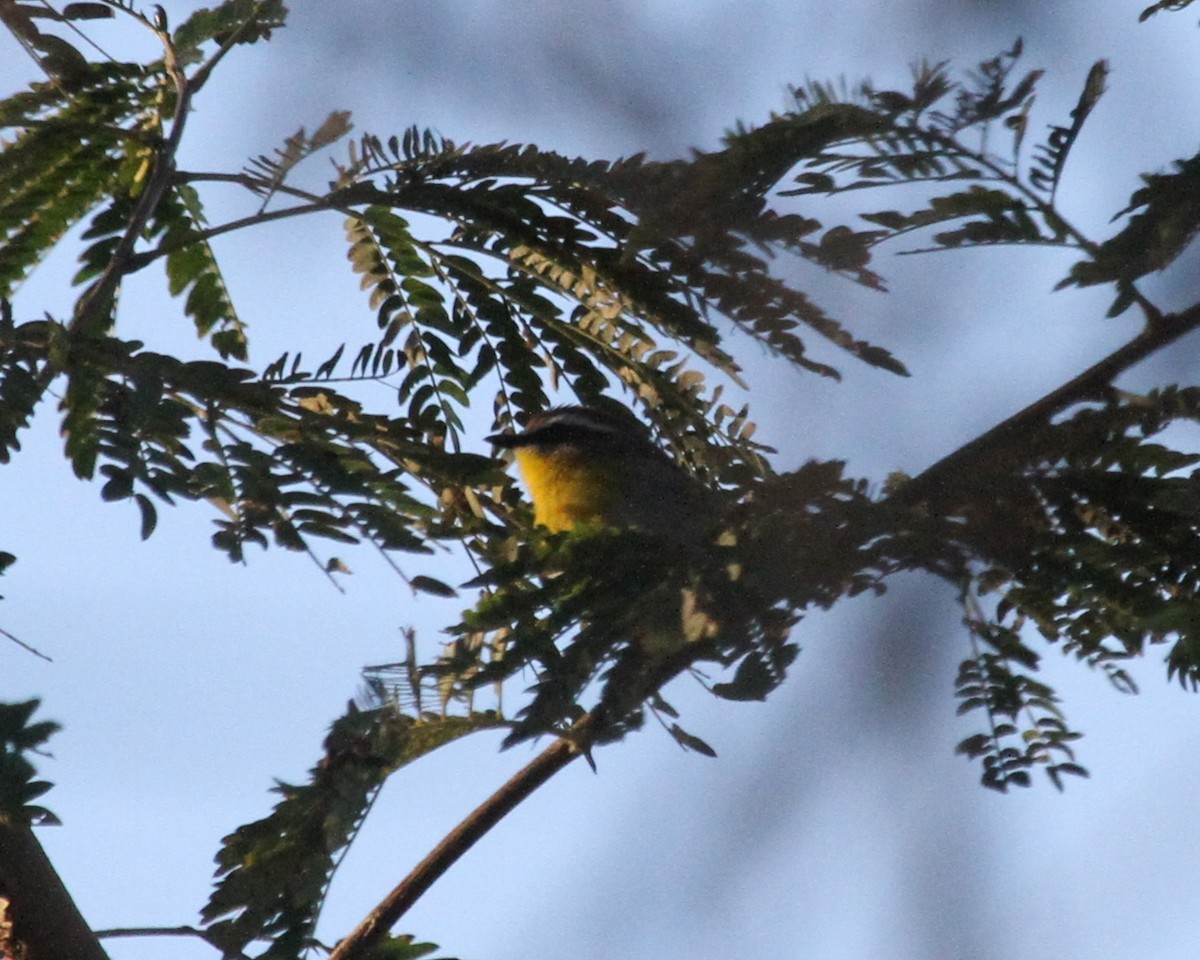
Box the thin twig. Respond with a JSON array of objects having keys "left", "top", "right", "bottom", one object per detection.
[
  {"left": 95, "top": 924, "right": 206, "bottom": 940},
  {"left": 94, "top": 924, "right": 253, "bottom": 960},
  {"left": 125, "top": 196, "right": 335, "bottom": 272},
  {"left": 0, "top": 626, "right": 52, "bottom": 662}
]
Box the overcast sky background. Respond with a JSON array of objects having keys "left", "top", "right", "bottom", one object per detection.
[{"left": 5, "top": 3, "right": 1200, "bottom": 959}]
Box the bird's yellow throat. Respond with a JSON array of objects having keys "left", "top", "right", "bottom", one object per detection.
[{"left": 511, "top": 445, "right": 619, "bottom": 532}]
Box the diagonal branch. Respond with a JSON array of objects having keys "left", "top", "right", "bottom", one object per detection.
[
  {"left": 893, "top": 302, "right": 1200, "bottom": 507},
  {"left": 327, "top": 733, "right": 581, "bottom": 960},
  {"left": 328, "top": 646, "right": 698, "bottom": 960},
  {"left": 0, "top": 817, "right": 110, "bottom": 960}
]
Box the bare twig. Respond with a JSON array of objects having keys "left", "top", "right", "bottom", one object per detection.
[
  {"left": 94, "top": 923, "right": 253, "bottom": 960},
  {"left": 0, "top": 626, "right": 52, "bottom": 662},
  {"left": 95, "top": 924, "right": 206, "bottom": 940},
  {"left": 328, "top": 734, "right": 580, "bottom": 960}
]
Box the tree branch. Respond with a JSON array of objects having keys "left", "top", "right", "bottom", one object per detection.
[
  {"left": 894, "top": 301, "right": 1200, "bottom": 507},
  {"left": 70, "top": 16, "right": 190, "bottom": 337},
  {"left": 0, "top": 818, "right": 109, "bottom": 960},
  {"left": 327, "top": 733, "right": 581, "bottom": 960},
  {"left": 96, "top": 924, "right": 195, "bottom": 937},
  {"left": 329, "top": 646, "right": 699, "bottom": 960}
]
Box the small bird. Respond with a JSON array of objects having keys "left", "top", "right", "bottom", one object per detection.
[
  {"left": 486, "top": 404, "right": 713, "bottom": 541},
  {"left": 487, "top": 403, "right": 722, "bottom": 654},
  {"left": 488, "top": 403, "right": 722, "bottom": 661}
]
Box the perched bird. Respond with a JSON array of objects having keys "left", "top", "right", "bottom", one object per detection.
[
  {"left": 489, "top": 404, "right": 793, "bottom": 722},
  {"left": 488, "top": 403, "right": 721, "bottom": 656},
  {"left": 486, "top": 404, "right": 713, "bottom": 541}
]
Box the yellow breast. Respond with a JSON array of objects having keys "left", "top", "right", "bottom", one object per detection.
[{"left": 512, "top": 446, "right": 619, "bottom": 532}]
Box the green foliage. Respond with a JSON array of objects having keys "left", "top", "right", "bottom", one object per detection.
[
  {"left": 0, "top": 302, "right": 46, "bottom": 463},
  {"left": 954, "top": 646, "right": 1087, "bottom": 792},
  {"left": 449, "top": 528, "right": 712, "bottom": 746},
  {"left": 0, "top": 62, "right": 157, "bottom": 296},
  {"left": 9, "top": 15, "right": 1196, "bottom": 791},
  {"left": 1028, "top": 60, "right": 1108, "bottom": 202},
  {"left": 1139, "top": 0, "right": 1200, "bottom": 21},
  {"left": 6, "top": 4, "right": 1200, "bottom": 958},
  {"left": 1, "top": 311, "right": 502, "bottom": 564},
  {"left": 360, "top": 934, "right": 462, "bottom": 960},
  {"left": 1059, "top": 154, "right": 1200, "bottom": 314},
  {"left": 172, "top": 0, "right": 289, "bottom": 62},
  {"left": 153, "top": 183, "right": 249, "bottom": 359},
  {"left": 439, "top": 458, "right": 890, "bottom": 747},
  {"left": 5, "top": 16, "right": 1200, "bottom": 958},
  {"left": 936, "top": 389, "right": 1200, "bottom": 694},
  {"left": 0, "top": 700, "right": 61, "bottom": 826},
  {"left": 245, "top": 109, "right": 353, "bottom": 208},
  {"left": 0, "top": 1, "right": 113, "bottom": 81},
  {"left": 203, "top": 701, "right": 502, "bottom": 960},
  {"left": 782, "top": 49, "right": 1110, "bottom": 265}
]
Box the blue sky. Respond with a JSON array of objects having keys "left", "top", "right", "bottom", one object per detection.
[{"left": 5, "top": 3, "right": 1200, "bottom": 959}]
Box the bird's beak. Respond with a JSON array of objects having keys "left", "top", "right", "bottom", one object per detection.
[{"left": 486, "top": 431, "right": 519, "bottom": 448}]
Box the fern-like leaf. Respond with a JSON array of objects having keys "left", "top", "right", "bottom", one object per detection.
[
  {"left": 1058, "top": 153, "right": 1200, "bottom": 313},
  {"left": 1029, "top": 60, "right": 1108, "bottom": 202},
  {"left": 172, "top": 0, "right": 289, "bottom": 63},
  {"left": 153, "top": 184, "right": 249, "bottom": 359},
  {"left": 203, "top": 703, "right": 503, "bottom": 959}
]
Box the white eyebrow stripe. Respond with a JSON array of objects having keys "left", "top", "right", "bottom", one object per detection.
[{"left": 534, "top": 409, "right": 624, "bottom": 437}]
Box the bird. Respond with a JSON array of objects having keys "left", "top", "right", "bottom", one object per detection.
[
  {"left": 487, "top": 402, "right": 724, "bottom": 681},
  {"left": 485, "top": 403, "right": 714, "bottom": 541},
  {"left": 487, "top": 404, "right": 792, "bottom": 725}
]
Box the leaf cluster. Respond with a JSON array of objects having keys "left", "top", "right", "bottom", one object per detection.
[
  {"left": 6, "top": 17, "right": 1200, "bottom": 958},
  {"left": 2, "top": 315, "right": 499, "bottom": 566},
  {"left": 435, "top": 459, "right": 891, "bottom": 747},
  {"left": 0, "top": 700, "right": 60, "bottom": 826},
  {"left": 0, "top": 60, "right": 158, "bottom": 295},
  {"left": 203, "top": 701, "right": 500, "bottom": 959},
  {"left": 951, "top": 390, "right": 1200, "bottom": 675},
  {"left": 954, "top": 646, "right": 1086, "bottom": 792},
  {"left": 172, "top": 0, "right": 288, "bottom": 63},
  {"left": 895, "top": 387, "right": 1200, "bottom": 787},
  {"left": 0, "top": 2, "right": 115, "bottom": 81},
  {"left": 1059, "top": 154, "right": 1200, "bottom": 314},
  {"left": 11, "top": 20, "right": 1196, "bottom": 609}
]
